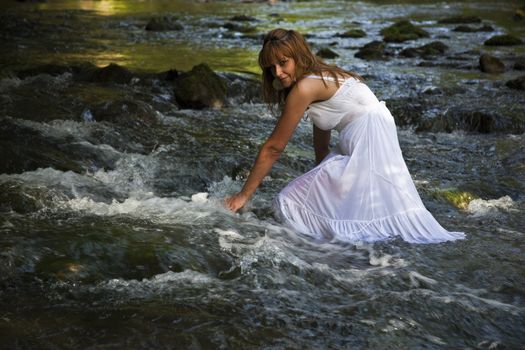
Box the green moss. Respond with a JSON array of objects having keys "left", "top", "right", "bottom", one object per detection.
[
  {"left": 432, "top": 188, "right": 478, "bottom": 209},
  {"left": 380, "top": 20, "right": 429, "bottom": 43},
  {"left": 337, "top": 29, "right": 366, "bottom": 38},
  {"left": 484, "top": 35, "right": 523, "bottom": 46}
]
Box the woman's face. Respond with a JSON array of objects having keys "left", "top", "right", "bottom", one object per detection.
[{"left": 270, "top": 55, "right": 297, "bottom": 88}]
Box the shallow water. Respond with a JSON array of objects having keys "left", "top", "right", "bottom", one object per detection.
[{"left": 1, "top": 0, "right": 524, "bottom": 349}]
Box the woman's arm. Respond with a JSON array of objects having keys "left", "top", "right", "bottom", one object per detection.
[
  {"left": 225, "top": 80, "right": 319, "bottom": 212},
  {"left": 313, "top": 125, "right": 331, "bottom": 165}
]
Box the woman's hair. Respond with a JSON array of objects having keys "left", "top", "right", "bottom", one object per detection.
[{"left": 258, "top": 28, "right": 362, "bottom": 111}]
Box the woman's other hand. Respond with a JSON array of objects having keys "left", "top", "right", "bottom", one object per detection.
[{"left": 225, "top": 192, "right": 250, "bottom": 212}]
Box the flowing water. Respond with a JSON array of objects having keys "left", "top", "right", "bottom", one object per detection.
[{"left": 0, "top": 0, "right": 524, "bottom": 349}]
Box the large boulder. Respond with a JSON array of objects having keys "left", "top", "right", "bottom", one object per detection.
[
  {"left": 355, "top": 41, "right": 389, "bottom": 60},
  {"left": 484, "top": 35, "right": 523, "bottom": 46},
  {"left": 479, "top": 54, "right": 505, "bottom": 73},
  {"left": 380, "top": 20, "right": 429, "bottom": 43},
  {"left": 173, "top": 64, "right": 227, "bottom": 109}
]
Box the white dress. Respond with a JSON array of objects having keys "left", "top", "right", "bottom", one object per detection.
[{"left": 274, "top": 75, "right": 465, "bottom": 244}]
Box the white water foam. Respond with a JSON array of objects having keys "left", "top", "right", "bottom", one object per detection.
[
  {"left": 466, "top": 195, "right": 517, "bottom": 217},
  {"left": 95, "top": 270, "right": 217, "bottom": 298}
]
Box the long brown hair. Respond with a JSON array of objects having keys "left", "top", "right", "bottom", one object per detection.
[{"left": 258, "top": 28, "right": 362, "bottom": 111}]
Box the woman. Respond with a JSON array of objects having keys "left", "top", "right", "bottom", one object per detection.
[{"left": 225, "top": 28, "right": 464, "bottom": 244}]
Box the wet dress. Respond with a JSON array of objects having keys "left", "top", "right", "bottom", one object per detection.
[{"left": 274, "top": 75, "right": 465, "bottom": 243}]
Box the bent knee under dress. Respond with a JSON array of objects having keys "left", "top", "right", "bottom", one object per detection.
[{"left": 274, "top": 76, "right": 465, "bottom": 244}]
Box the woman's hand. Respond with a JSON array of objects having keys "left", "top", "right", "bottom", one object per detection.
[{"left": 225, "top": 192, "right": 250, "bottom": 212}]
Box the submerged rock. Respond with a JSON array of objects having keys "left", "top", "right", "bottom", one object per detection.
[
  {"left": 335, "top": 29, "right": 366, "bottom": 38},
  {"left": 400, "top": 41, "right": 448, "bottom": 58},
  {"left": 145, "top": 16, "right": 183, "bottom": 31},
  {"left": 506, "top": 76, "right": 525, "bottom": 90},
  {"left": 479, "top": 54, "right": 505, "bottom": 73},
  {"left": 438, "top": 16, "right": 482, "bottom": 24},
  {"left": 316, "top": 48, "right": 339, "bottom": 59},
  {"left": 173, "top": 64, "right": 227, "bottom": 109},
  {"left": 355, "top": 41, "right": 389, "bottom": 60},
  {"left": 380, "top": 20, "right": 429, "bottom": 43},
  {"left": 484, "top": 35, "right": 523, "bottom": 46}
]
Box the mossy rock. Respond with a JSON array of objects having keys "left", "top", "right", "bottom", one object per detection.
[
  {"left": 223, "top": 22, "right": 256, "bottom": 33},
  {"left": 229, "top": 15, "right": 257, "bottom": 22},
  {"left": 380, "top": 20, "right": 429, "bottom": 43},
  {"left": 173, "top": 63, "right": 227, "bottom": 109},
  {"left": 316, "top": 48, "right": 339, "bottom": 59},
  {"left": 400, "top": 41, "right": 448, "bottom": 58},
  {"left": 438, "top": 16, "right": 482, "bottom": 24},
  {"left": 479, "top": 54, "right": 505, "bottom": 73},
  {"left": 145, "top": 16, "right": 183, "bottom": 31},
  {"left": 335, "top": 29, "right": 366, "bottom": 38},
  {"left": 355, "top": 41, "right": 389, "bottom": 60},
  {"left": 431, "top": 109, "right": 525, "bottom": 134},
  {"left": 432, "top": 188, "right": 478, "bottom": 209},
  {"left": 484, "top": 34, "right": 523, "bottom": 46},
  {"left": 506, "top": 76, "right": 525, "bottom": 90},
  {"left": 453, "top": 24, "right": 493, "bottom": 32}
]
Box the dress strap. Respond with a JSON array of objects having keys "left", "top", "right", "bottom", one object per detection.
[{"left": 305, "top": 75, "right": 347, "bottom": 83}]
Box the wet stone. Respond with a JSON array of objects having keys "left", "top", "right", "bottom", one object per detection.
[
  {"left": 506, "top": 76, "right": 525, "bottom": 90},
  {"left": 484, "top": 35, "right": 523, "bottom": 46},
  {"left": 173, "top": 63, "right": 227, "bottom": 109},
  {"left": 335, "top": 29, "right": 366, "bottom": 38},
  {"left": 453, "top": 24, "right": 494, "bottom": 32},
  {"left": 431, "top": 109, "right": 525, "bottom": 134},
  {"left": 380, "top": 20, "right": 429, "bottom": 43},
  {"left": 514, "top": 59, "right": 525, "bottom": 70},
  {"left": 222, "top": 22, "right": 256, "bottom": 33},
  {"left": 229, "top": 15, "right": 257, "bottom": 22},
  {"left": 479, "top": 54, "right": 505, "bottom": 73},
  {"left": 87, "top": 63, "right": 133, "bottom": 84}
]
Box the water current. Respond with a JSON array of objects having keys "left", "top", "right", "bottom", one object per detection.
[{"left": 0, "top": 0, "right": 524, "bottom": 349}]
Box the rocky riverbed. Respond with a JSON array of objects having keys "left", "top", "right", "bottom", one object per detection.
[{"left": 0, "top": 1, "right": 524, "bottom": 349}]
